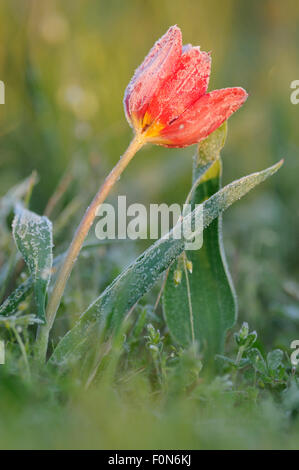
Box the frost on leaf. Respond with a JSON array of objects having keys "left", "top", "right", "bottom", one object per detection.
[{"left": 12, "top": 205, "right": 53, "bottom": 322}]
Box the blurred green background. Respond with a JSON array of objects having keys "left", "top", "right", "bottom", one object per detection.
[{"left": 0, "top": 0, "right": 298, "bottom": 364}]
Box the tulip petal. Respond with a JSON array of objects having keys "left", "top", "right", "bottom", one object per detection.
[
  {"left": 146, "top": 47, "right": 211, "bottom": 126},
  {"left": 124, "top": 25, "right": 182, "bottom": 128},
  {"left": 155, "top": 87, "right": 248, "bottom": 147}
]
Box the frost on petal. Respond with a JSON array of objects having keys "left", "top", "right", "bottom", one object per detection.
[
  {"left": 123, "top": 25, "right": 182, "bottom": 128},
  {"left": 156, "top": 87, "right": 248, "bottom": 147},
  {"left": 146, "top": 47, "right": 211, "bottom": 126}
]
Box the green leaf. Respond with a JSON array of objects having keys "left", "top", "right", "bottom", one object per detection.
[
  {"left": 267, "top": 349, "right": 284, "bottom": 371},
  {"left": 50, "top": 159, "right": 283, "bottom": 367},
  {"left": 0, "top": 278, "right": 33, "bottom": 316},
  {"left": 12, "top": 206, "right": 53, "bottom": 322},
  {"left": 163, "top": 124, "right": 237, "bottom": 362},
  {"left": 247, "top": 348, "right": 268, "bottom": 375}
]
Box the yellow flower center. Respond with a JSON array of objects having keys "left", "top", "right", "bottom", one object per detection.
[{"left": 141, "top": 112, "right": 165, "bottom": 139}]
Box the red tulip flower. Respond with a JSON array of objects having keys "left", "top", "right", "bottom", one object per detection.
[
  {"left": 124, "top": 25, "right": 248, "bottom": 147},
  {"left": 44, "top": 27, "right": 248, "bottom": 338}
]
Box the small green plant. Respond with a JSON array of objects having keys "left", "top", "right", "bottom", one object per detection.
[{"left": 218, "top": 322, "right": 289, "bottom": 390}]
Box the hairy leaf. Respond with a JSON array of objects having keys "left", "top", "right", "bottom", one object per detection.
[
  {"left": 267, "top": 349, "right": 284, "bottom": 371},
  {"left": 247, "top": 348, "right": 267, "bottom": 375},
  {"left": 0, "top": 277, "right": 33, "bottom": 317},
  {"left": 12, "top": 206, "right": 53, "bottom": 322}
]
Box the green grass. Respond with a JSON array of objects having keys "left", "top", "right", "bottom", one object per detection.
[{"left": 1, "top": 332, "right": 299, "bottom": 450}]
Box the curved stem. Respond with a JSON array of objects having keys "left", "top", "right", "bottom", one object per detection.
[{"left": 36, "top": 134, "right": 144, "bottom": 362}]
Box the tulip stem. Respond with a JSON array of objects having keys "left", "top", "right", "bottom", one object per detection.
[{"left": 36, "top": 134, "right": 145, "bottom": 363}]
